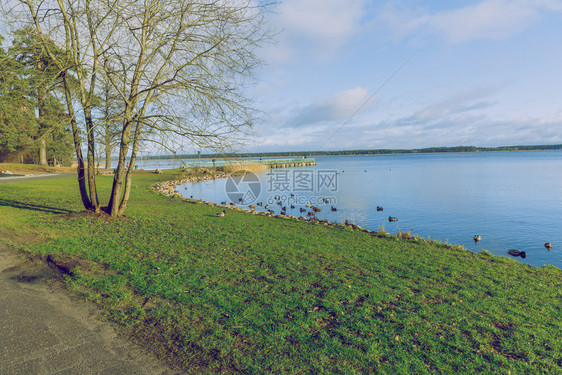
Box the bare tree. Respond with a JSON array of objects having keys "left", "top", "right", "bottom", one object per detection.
[{"left": 4, "top": 0, "right": 273, "bottom": 216}]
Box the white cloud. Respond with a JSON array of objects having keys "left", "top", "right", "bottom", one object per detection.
[
  {"left": 426, "top": 1, "right": 538, "bottom": 43},
  {"left": 279, "top": 0, "right": 365, "bottom": 39},
  {"left": 332, "top": 87, "right": 370, "bottom": 115},
  {"left": 412, "top": 86, "right": 496, "bottom": 122},
  {"left": 265, "top": 0, "right": 367, "bottom": 62},
  {"left": 381, "top": 0, "right": 562, "bottom": 43},
  {"left": 285, "top": 87, "right": 370, "bottom": 127}
]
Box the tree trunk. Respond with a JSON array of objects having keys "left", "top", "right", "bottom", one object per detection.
[
  {"left": 117, "top": 121, "right": 142, "bottom": 216},
  {"left": 37, "top": 78, "right": 48, "bottom": 167},
  {"left": 107, "top": 116, "right": 134, "bottom": 217},
  {"left": 117, "top": 158, "right": 135, "bottom": 216},
  {"left": 105, "top": 149, "right": 112, "bottom": 170},
  {"left": 39, "top": 137, "right": 48, "bottom": 166},
  {"left": 62, "top": 75, "right": 92, "bottom": 211},
  {"left": 105, "top": 123, "right": 112, "bottom": 169},
  {"left": 83, "top": 106, "right": 100, "bottom": 212}
]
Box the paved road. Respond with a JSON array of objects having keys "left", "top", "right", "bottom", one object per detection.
[
  {"left": 0, "top": 243, "right": 179, "bottom": 374},
  {"left": 0, "top": 173, "right": 76, "bottom": 184}
]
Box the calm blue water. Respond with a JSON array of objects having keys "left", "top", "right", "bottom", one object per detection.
[{"left": 156, "top": 151, "right": 561, "bottom": 268}]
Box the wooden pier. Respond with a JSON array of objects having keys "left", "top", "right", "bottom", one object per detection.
[
  {"left": 260, "top": 158, "right": 316, "bottom": 169},
  {"left": 186, "top": 158, "right": 316, "bottom": 170}
]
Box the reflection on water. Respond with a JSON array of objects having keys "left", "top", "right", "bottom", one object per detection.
[{"left": 174, "top": 151, "right": 562, "bottom": 268}]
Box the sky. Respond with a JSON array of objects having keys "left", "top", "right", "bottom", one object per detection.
[{"left": 246, "top": 0, "right": 562, "bottom": 152}]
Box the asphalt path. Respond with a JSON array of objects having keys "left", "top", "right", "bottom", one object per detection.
[
  {"left": 0, "top": 244, "right": 178, "bottom": 374},
  {"left": 0, "top": 173, "right": 76, "bottom": 184}
]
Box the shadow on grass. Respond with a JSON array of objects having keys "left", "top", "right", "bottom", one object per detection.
[{"left": 0, "top": 198, "right": 75, "bottom": 215}]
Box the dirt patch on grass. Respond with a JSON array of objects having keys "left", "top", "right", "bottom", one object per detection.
[
  {"left": 20, "top": 252, "right": 118, "bottom": 280},
  {"left": 0, "top": 226, "right": 115, "bottom": 279},
  {"left": 56, "top": 210, "right": 128, "bottom": 222},
  {"left": 0, "top": 227, "right": 46, "bottom": 247}
]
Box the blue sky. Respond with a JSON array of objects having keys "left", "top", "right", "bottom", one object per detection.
[{"left": 247, "top": 0, "right": 562, "bottom": 152}]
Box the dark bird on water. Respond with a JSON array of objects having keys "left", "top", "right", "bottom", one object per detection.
[
  {"left": 474, "top": 235, "right": 482, "bottom": 244},
  {"left": 388, "top": 216, "right": 398, "bottom": 222},
  {"left": 290, "top": 205, "right": 295, "bottom": 209},
  {"left": 508, "top": 249, "right": 526, "bottom": 259},
  {"left": 331, "top": 206, "right": 337, "bottom": 211},
  {"left": 376, "top": 206, "right": 383, "bottom": 212},
  {"left": 300, "top": 208, "right": 307, "bottom": 213},
  {"left": 544, "top": 242, "right": 552, "bottom": 251}
]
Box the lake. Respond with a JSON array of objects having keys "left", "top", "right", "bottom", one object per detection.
[{"left": 148, "top": 151, "right": 561, "bottom": 268}]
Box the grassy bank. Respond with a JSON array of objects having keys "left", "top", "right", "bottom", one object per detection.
[{"left": 0, "top": 170, "right": 560, "bottom": 374}]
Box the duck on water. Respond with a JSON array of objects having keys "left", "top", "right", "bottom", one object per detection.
[{"left": 507, "top": 249, "right": 526, "bottom": 258}]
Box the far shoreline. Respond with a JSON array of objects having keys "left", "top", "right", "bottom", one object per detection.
[
  {"left": 137, "top": 144, "right": 562, "bottom": 161},
  {"left": 134, "top": 147, "right": 562, "bottom": 166}
]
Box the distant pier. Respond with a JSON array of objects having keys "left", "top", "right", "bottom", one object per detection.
[
  {"left": 186, "top": 158, "right": 316, "bottom": 170},
  {"left": 260, "top": 158, "right": 316, "bottom": 169}
]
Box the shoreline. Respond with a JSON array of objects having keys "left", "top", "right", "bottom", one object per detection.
[
  {"left": 152, "top": 170, "right": 475, "bottom": 260},
  {"left": 135, "top": 144, "right": 562, "bottom": 161},
  {"left": 111, "top": 148, "right": 562, "bottom": 170}
]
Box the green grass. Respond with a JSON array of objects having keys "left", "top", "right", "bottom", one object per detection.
[{"left": 1, "top": 170, "right": 561, "bottom": 374}]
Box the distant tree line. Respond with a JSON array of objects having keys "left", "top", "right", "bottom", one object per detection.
[{"left": 143, "top": 144, "right": 562, "bottom": 160}]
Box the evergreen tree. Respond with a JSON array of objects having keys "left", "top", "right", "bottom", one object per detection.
[
  {"left": 0, "top": 35, "right": 37, "bottom": 162},
  {"left": 9, "top": 29, "right": 72, "bottom": 166}
]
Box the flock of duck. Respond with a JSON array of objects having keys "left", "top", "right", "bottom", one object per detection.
[
  {"left": 219, "top": 197, "right": 346, "bottom": 218},
  {"left": 216, "top": 196, "right": 402, "bottom": 224},
  {"left": 473, "top": 235, "right": 553, "bottom": 259}
]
